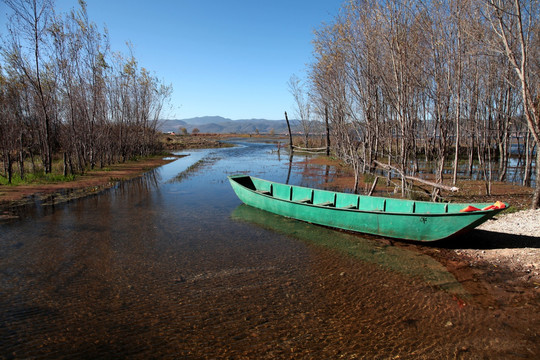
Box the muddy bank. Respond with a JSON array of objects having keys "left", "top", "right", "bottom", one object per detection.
[{"left": 0, "top": 155, "right": 179, "bottom": 217}]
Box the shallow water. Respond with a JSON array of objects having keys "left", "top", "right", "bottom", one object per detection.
[{"left": 1, "top": 140, "right": 538, "bottom": 359}]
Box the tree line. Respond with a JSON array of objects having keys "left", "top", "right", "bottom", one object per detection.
[
  {"left": 295, "top": 0, "right": 539, "bottom": 208},
  {"left": 0, "top": 0, "right": 171, "bottom": 183}
]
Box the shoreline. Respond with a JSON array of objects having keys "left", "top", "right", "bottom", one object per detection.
[{"left": 0, "top": 155, "right": 178, "bottom": 217}]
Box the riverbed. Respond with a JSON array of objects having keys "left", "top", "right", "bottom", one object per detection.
[{"left": 0, "top": 140, "right": 538, "bottom": 358}]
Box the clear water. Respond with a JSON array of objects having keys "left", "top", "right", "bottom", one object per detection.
[{"left": 1, "top": 140, "right": 538, "bottom": 359}]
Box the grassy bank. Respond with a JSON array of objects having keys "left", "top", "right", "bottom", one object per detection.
[{"left": 0, "top": 154, "right": 178, "bottom": 207}]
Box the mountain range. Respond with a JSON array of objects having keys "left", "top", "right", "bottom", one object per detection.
[{"left": 158, "top": 116, "right": 293, "bottom": 134}]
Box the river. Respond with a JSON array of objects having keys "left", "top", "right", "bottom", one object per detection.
[{"left": 0, "top": 140, "right": 538, "bottom": 359}]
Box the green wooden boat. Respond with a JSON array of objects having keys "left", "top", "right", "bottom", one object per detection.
[{"left": 228, "top": 174, "right": 508, "bottom": 242}]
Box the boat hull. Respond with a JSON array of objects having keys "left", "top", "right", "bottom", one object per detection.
[{"left": 228, "top": 175, "right": 507, "bottom": 242}]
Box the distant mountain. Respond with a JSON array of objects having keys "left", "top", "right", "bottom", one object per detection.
[
  {"left": 178, "top": 116, "right": 233, "bottom": 125},
  {"left": 158, "top": 116, "right": 294, "bottom": 134},
  {"left": 159, "top": 119, "right": 187, "bottom": 132}
]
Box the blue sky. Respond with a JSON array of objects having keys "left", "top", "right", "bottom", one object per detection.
[{"left": 2, "top": 0, "right": 343, "bottom": 120}]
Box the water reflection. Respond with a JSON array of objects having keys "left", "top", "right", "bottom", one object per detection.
[
  {"left": 0, "top": 169, "right": 163, "bottom": 225},
  {"left": 231, "top": 204, "right": 467, "bottom": 297},
  {"left": 410, "top": 156, "right": 536, "bottom": 186}
]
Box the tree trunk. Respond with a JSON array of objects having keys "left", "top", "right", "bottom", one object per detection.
[
  {"left": 284, "top": 111, "right": 293, "bottom": 152},
  {"left": 353, "top": 162, "right": 360, "bottom": 194},
  {"left": 523, "top": 132, "right": 532, "bottom": 186},
  {"left": 498, "top": 132, "right": 509, "bottom": 182},
  {"left": 533, "top": 147, "right": 540, "bottom": 209},
  {"left": 373, "top": 159, "right": 458, "bottom": 193},
  {"left": 63, "top": 152, "right": 68, "bottom": 177},
  {"left": 18, "top": 132, "right": 24, "bottom": 179},
  {"left": 325, "top": 106, "right": 330, "bottom": 156},
  {"left": 7, "top": 152, "right": 13, "bottom": 184}
]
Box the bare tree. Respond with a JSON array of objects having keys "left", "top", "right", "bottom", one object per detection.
[
  {"left": 4, "top": 0, "right": 56, "bottom": 173},
  {"left": 306, "top": 0, "right": 531, "bottom": 200},
  {"left": 1, "top": 0, "right": 172, "bottom": 182},
  {"left": 484, "top": 0, "right": 540, "bottom": 208}
]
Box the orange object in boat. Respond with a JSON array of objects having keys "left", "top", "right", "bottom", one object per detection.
[
  {"left": 460, "top": 205, "right": 481, "bottom": 212},
  {"left": 482, "top": 201, "right": 506, "bottom": 211}
]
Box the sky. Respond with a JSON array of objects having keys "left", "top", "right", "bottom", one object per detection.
[{"left": 1, "top": 0, "right": 344, "bottom": 120}]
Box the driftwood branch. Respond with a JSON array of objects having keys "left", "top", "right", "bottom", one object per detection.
[
  {"left": 292, "top": 145, "right": 327, "bottom": 152},
  {"left": 372, "top": 160, "right": 459, "bottom": 192},
  {"left": 367, "top": 176, "right": 379, "bottom": 196},
  {"left": 292, "top": 150, "right": 327, "bottom": 154}
]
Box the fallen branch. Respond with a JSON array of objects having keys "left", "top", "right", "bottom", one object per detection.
[
  {"left": 372, "top": 160, "right": 459, "bottom": 193},
  {"left": 292, "top": 145, "right": 327, "bottom": 152},
  {"left": 367, "top": 176, "right": 379, "bottom": 196},
  {"left": 293, "top": 150, "right": 328, "bottom": 154}
]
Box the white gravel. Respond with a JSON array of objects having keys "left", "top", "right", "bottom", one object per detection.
[{"left": 477, "top": 209, "right": 540, "bottom": 237}]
